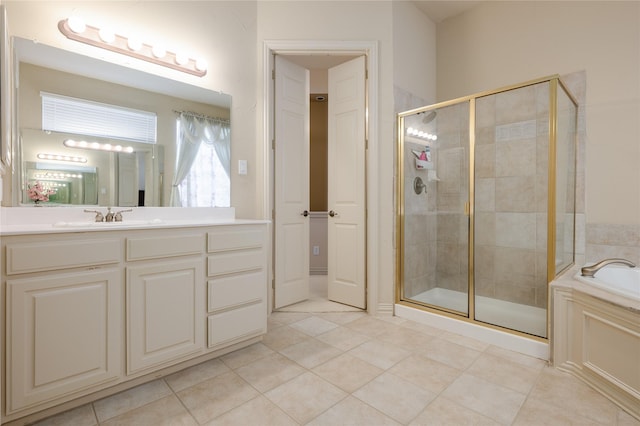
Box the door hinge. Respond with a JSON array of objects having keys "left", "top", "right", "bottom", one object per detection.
[
  {"left": 272, "top": 139, "right": 275, "bottom": 150},
  {"left": 365, "top": 68, "right": 368, "bottom": 80},
  {"left": 365, "top": 138, "right": 369, "bottom": 150},
  {"left": 271, "top": 209, "right": 275, "bottom": 220},
  {"left": 272, "top": 278, "right": 275, "bottom": 289},
  {"left": 272, "top": 69, "right": 275, "bottom": 80}
]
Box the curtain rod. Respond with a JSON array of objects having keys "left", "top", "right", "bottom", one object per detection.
[{"left": 173, "top": 110, "right": 230, "bottom": 123}]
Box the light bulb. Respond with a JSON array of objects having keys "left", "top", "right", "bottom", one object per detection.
[
  {"left": 99, "top": 27, "right": 116, "bottom": 43},
  {"left": 67, "top": 16, "right": 86, "bottom": 34},
  {"left": 175, "top": 52, "right": 189, "bottom": 66},
  {"left": 127, "top": 36, "right": 143, "bottom": 51},
  {"left": 195, "top": 58, "right": 207, "bottom": 72},
  {"left": 151, "top": 44, "right": 166, "bottom": 59}
]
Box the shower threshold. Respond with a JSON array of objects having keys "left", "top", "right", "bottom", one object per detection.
[{"left": 410, "top": 287, "right": 547, "bottom": 338}]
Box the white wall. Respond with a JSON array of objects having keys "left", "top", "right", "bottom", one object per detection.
[
  {"left": 437, "top": 1, "right": 640, "bottom": 226},
  {"left": 392, "top": 1, "right": 437, "bottom": 104}
]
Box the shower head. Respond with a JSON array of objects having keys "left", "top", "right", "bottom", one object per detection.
[{"left": 422, "top": 111, "right": 437, "bottom": 124}]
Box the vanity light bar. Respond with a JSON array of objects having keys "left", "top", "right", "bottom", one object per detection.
[
  {"left": 64, "top": 139, "right": 135, "bottom": 153},
  {"left": 58, "top": 17, "right": 207, "bottom": 77},
  {"left": 34, "top": 172, "right": 83, "bottom": 180},
  {"left": 37, "top": 153, "right": 87, "bottom": 163},
  {"left": 406, "top": 127, "right": 438, "bottom": 141}
]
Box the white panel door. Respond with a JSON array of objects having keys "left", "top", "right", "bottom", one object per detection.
[
  {"left": 327, "top": 56, "right": 366, "bottom": 309},
  {"left": 274, "top": 55, "right": 310, "bottom": 309}
]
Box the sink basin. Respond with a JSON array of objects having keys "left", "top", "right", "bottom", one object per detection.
[{"left": 53, "top": 219, "right": 164, "bottom": 228}]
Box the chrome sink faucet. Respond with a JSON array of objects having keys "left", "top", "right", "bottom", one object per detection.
[
  {"left": 580, "top": 258, "right": 636, "bottom": 277},
  {"left": 84, "top": 207, "right": 133, "bottom": 222}
]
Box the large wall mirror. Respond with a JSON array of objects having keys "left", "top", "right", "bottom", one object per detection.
[{"left": 12, "top": 37, "right": 231, "bottom": 207}]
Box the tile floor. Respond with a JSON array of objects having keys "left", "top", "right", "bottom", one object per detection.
[{"left": 32, "top": 311, "right": 639, "bottom": 426}]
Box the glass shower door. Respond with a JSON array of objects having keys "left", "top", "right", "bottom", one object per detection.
[
  {"left": 400, "top": 101, "right": 470, "bottom": 315},
  {"left": 473, "top": 82, "right": 551, "bottom": 337}
]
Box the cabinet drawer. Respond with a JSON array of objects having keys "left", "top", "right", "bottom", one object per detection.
[
  {"left": 207, "top": 226, "right": 264, "bottom": 252},
  {"left": 127, "top": 234, "right": 203, "bottom": 261},
  {"left": 208, "top": 270, "right": 265, "bottom": 313},
  {"left": 208, "top": 249, "right": 264, "bottom": 276},
  {"left": 208, "top": 302, "right": 266, "bottom": 349},
  {"left": 5, "top": 239, "right": 121, "bottom": 275}
]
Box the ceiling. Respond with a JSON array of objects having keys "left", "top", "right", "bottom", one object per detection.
[{"left": 411, "top": 1, "right": 482, "bottom": 23}]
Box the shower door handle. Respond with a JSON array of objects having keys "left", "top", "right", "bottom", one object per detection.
[{"left": 328, "top": 210, "right": 338, "bottom": 217}]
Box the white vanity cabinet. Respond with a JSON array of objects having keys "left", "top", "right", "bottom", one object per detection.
[
  {"left": 125, "top": 232, "right": 205, "bottom": 374},
  {"left": 1, "top": 220, "right": 269, "bottom": 424},
  {"left": 206, "top": 225, "right": 268, "bottom": 349},
  {"left": 3, "top": 237, "right": 123, "bottom": 415}
]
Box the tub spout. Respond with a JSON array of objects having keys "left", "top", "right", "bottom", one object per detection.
[{"left": 581, "top": 258, "right": 636, "bottom": 277}]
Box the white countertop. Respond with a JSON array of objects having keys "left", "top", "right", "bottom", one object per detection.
[{"left": 0, "top": 206, "right": 269, "bottom": 235}]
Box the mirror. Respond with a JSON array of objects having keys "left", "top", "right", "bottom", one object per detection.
[{"left": 13, "top": 37, "right": 231, "bottom": 207}]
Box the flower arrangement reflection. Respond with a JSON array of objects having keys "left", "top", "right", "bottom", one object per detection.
[{"left": 27, "top": 181, "right": 55, "bottom": 205}]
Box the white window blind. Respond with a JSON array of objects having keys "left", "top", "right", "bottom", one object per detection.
[{"left": 41, "top": 92, "right": 157, "bottom": 144}]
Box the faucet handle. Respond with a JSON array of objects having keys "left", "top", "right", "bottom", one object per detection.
[
  {"left": 84, "top": 209, "right": 104, "bottom": 222},
  {"left": 114, "top": 209, "right": 133, "bottom": 222}
]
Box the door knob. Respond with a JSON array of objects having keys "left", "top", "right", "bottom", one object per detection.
[
  {"left": 301, "top": 210, "right": 309, "bottom": 217},
  {"left": 328, "top": 210, "right": 338, "bottom": 217}
]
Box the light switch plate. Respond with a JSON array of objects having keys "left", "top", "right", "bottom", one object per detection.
[{"left": 238, "top": 160, "right": 247, "bottom": 175}]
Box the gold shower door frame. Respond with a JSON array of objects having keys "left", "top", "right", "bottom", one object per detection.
[{"left": 396, "top": 75, "right": 578, "bottom": 342}]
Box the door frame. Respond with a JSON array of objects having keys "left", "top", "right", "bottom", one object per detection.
[{"left": 262, "top": 40, "right": 379, "bottom": 315}]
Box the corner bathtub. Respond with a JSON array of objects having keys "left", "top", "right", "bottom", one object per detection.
[
  {"left": 575, "top": 265, "right": 640, "bottom": 301},
  {"left": 551, "top": 264, "right": 640, "bottom": 420}
]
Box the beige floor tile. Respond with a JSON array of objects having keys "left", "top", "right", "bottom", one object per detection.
[
  {"left": 268, "top": 312, "right": 313, "bottom": 325},
  {"left": 466, "top": 352, "right": 541, "bottom": 394},
  {"left": 279, "top": 337, "right": 342, "bottom": 368},
  {"left": 484, "top": 344, "right": 547, "bottom": 370},
  {"left": 219, "top": 342, "right": 274, "bottom": 369},
  {"left": 513, "top": 394, "right": 604, "bottom": 426},
  {"left": 441, "top": 331, "right": 491, "bottom": 351},
  {"left": 32, "top": 404, "right": 97, "bottom": 426},
  {"left": 388, "top": 354, "right": 461, "bottom": 394},
  {"left": 344, "top": 316, "right": 402, "bottom": 337},
  {"left": 289, "top": 315, "right": 339, "bottom": 336},
  {"left": 164, "top": 358, "right": 230, "bottom": 392},
  {"left": 378, "top": 326, "right": 436, "bottom": 352},
  {"left": 421, "top": 337, "right": 481, "bottom": 370},
  {"left": 262, "top": 324, "right": 312, "bottom": 351},
  {"left": 235, "top": 352, "right": 306, "bottom": 393},
  {"left": 93, "top": 380, "right": 172, "bottom": 423},
  {"left": 398, "top": 319, "right": 445, "bottom": 337},
  {"left": 315, "top": 311, "right": 368, "bottom": 325},
  {"left": 348, "top": 339, "right": 411, "bottom": 370},
  {"left": 176, "top": 370, "right": 259, "bottom": 424},
  {"left": 315, "top": 325, "right": 371, "bottom": 351},
  {"left": 307, "top": 395, "right": 401, "bottom": 426},
  {"left": 202, "top": 395, "right": 297, "bottom": 426},
  {"left": 527, "top": 367, "right": 620, "bottom": 424},
  {"left": 264, "top": 372, "right": 347, "bottom": 424},
  {"left": 352, "top": 372, "right": 436, "bottom": 424},
  {"left": 410, "top": 396, "right": 500, "bottom": 426},
  {"left": 441, "top": 373, "right": 526, "bottom": 425},
  {"left": 312, "top": 353, "right": 384, "bottom": 392},
  {"left": 100, "top": 395, "right": 196, "bottom": 426}
]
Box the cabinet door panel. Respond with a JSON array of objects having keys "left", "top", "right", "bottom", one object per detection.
[
  {"left": 6, "top": 269, "right": 122, "bottom": 413},
  {"left": 127, "top": 258, "right": 204, "bottom": 374}
]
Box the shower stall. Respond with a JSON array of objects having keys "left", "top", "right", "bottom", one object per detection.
[{"left": 396, "top": 75, "right": 577, "bottom": 340}]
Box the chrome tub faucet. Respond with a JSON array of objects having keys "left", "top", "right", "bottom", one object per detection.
[{"left": 580, "top": 258, "right": 636, "bottom": 277}]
